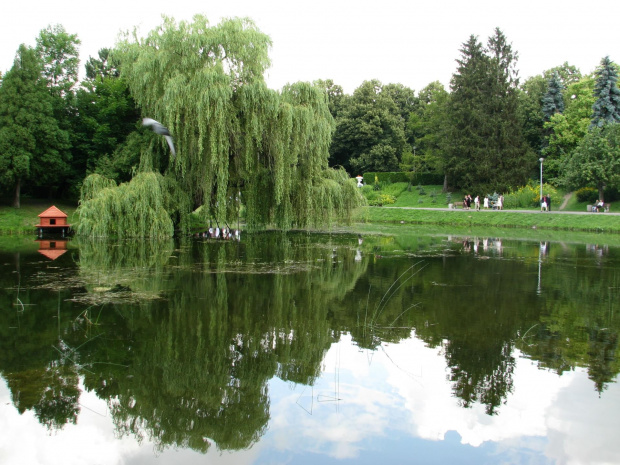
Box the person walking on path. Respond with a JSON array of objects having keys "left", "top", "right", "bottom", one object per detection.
[{"left": 474, "top": 195, "right": 480, "bottom": 211}]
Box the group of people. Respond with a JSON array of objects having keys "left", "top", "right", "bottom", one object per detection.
[
  {"left": 463, "top": 194, "right": 503, "bottom": 210},
  {"left": 541, "top": 194, "right": 551, "bottom": 212},
  {"left": 195, "top": 227, "right": 241, "bottom": 241}
]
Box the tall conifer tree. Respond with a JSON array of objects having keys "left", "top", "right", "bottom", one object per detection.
[
  {"left": 591, "top": 56, "right": 620, "bottom": 128},
  {"left": 542, "top": 72, "right": 565, "bottom": 121},
  {"left": 0, "top": 45, "right": 69, "bottom": 207},
  {"left": 445, "top": 35, "right": 488, "bottom": 190},
  {"left": 446, "top": 29, "right": 533, "bottom": 193}
]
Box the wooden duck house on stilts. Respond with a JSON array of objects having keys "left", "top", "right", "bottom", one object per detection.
[{"left": 35, "top": 206, "right": 71, "bottom": 238}]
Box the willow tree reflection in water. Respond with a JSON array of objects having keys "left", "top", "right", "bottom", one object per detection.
[{"left": 0, "top": 232, "right": 618, "bottom": 464}]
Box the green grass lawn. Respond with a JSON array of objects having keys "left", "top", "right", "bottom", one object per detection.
[
  {"left": 0, "top": 198, "right": 78, "bottom": 234},
  {"left": 392, "top": 184, "right": 462, "bottom": 208},
  {"left": 355, "top": 184, "right": 618, "bottom": 233}
]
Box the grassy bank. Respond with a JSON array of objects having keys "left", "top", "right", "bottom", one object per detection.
[
  {"left": 0, "top": 200, "right": 78, "bottom": 235},
  {"left": 353, "top": 206, "right": 620, "bottom": 233},
  {"left": 0, "top": 194, "right": 616, "bottom": 237}
]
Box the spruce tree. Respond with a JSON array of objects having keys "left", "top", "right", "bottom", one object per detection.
[
  {"left": 591, "top": 56, "right": 620, "bottom": 128},
  {"left": 446, "top": 35, "right": 489, "bottom": 191},
  {"left": 542, "top": 72, "right": 565, "bottom": 121},
  {"left": 446, "top": 29, "right": 533, "bottom": 193},
  {"left": 485, "top": 28, "right": 533, "bottom": 193}
]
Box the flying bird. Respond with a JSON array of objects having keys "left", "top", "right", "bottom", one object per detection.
[{"left": 142, "top": 118, "right": 176, "bottom": 158}]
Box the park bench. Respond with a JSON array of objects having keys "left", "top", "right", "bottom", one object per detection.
[{"left": 587, "top": 203, "right": 611, "bottom": 213}]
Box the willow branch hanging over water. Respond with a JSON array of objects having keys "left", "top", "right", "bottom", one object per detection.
[
  {"left": 77, "top": 15, "right": 364, "bottom": 237},
  {"left": 77, "top": 172, "right": 183, "bottom": 238}
]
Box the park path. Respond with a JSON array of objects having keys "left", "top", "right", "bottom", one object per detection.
[{"left": 558, "top": 192, "right": 572, "bottom": 211}]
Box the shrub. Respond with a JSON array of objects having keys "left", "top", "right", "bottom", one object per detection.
[
  {"left": 367, "top": 194, "right": 396, "bottom": 206},
  {"left": 502, "top": 182, "right": 559, "bottom": 209},
  {"left": 575, "top": 187, "right": 598, "bottom": 203}
]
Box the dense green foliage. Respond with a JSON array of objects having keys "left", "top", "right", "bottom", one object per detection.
[
  {"left": 575, "top": 186, "right": 598, "bottom": 203},
  {"left": 543, "top": 76, "right": 596, "bottom": 182},
  {"left": 563, "top": 122, "right": 620, "bottom": 201},
  {"left": 72, "top": 49, "right": 139, "bottom": 188},
  {"left": 0, "top": 44, "right": 70, "bottom": 207},
  {"left": 329, "top": 79, "right": 409, "bottom": 173},
  {"left": 406, "top": 81, "right": 449, "bottom": 175}
]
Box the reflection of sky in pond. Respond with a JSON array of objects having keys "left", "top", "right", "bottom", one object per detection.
[
  {"left": 1, "top": 332, "right": 619, "bottom": 465},
  {"left": 264, "top": 333, "right": 620, "bottom": 465}
]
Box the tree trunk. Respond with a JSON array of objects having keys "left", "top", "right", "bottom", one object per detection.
[
  {"left": 13, "top": 178, "right": 21, "bottom": 208},
  {"left": 598, "top": 184, "right": 605, "bottom": 203},
  {"left": 442, "top": 174, "right": 448, "bottom": 193}
]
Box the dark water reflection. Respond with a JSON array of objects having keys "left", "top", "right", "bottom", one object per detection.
[{"left": 0, "top": 231, "right": 618, "bottom": 464}]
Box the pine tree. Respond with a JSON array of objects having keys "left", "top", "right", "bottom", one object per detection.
[{"left": 591, "top": 56, "right": 620, "bottom": 128}]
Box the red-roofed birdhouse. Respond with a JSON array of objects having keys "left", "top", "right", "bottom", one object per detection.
[{"left": 35, "top": 206, "right": 71, "bottom": 237}]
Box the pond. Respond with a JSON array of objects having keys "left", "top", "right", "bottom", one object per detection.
[{"left": 0, "top": 229, "right": 618, "bottom": 465}]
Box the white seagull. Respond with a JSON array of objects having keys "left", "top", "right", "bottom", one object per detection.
[{"left": 142, "top": 118, "right": 176, "bottom": 158}]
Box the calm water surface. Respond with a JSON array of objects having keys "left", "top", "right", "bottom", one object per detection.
[{"left": 0, "top": 230, "right": 619, "bottom": 465}]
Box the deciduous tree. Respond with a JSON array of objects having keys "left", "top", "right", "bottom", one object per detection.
[
  {"left": 543, "top": 76, "right": 595, "bottom": 181},
  {"left": 407, "top": 81, "right": 450, "bottom": 177},
  {"left": 330, "top": 79, "right": 407, "bottom": 173},
  {"left": 563, "top": 123, "right": 620, "bottom": 201},
  {"left": 78, "top": 16, "right": 362, "bottom": 236}
]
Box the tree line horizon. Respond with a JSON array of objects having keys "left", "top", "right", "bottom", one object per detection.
[{"left": 0, "top": 16, "right": 618, "bottom": 236}]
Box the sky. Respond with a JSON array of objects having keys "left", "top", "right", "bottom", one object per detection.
[{"left": 1, "top": 0, "right": 619, "bottom": 94}]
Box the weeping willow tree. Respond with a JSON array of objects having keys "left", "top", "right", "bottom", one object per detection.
[
  {"left": 77, "top": 172, "right": 189, "bottom": 238},
  {"left": 78, "top": 14, "right": 362, "bottom": 237}
]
